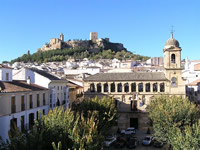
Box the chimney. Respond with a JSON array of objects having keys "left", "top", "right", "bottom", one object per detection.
[{"left": 27, "top": 76, "right": 31, "bottom": 84}]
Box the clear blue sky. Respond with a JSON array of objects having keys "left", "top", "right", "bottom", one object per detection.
[{"left": 0, "top": 0, "right": 199, "bottom": 63}]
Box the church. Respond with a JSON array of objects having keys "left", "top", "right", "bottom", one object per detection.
[{"left": 83, "top": 34, "right": 185, "bottom": 130}]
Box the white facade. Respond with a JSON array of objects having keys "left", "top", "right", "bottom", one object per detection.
[
  {"left": 13, "top": 68, "right": 69, "bottom": 109},
  {"left": 0, "top": 105, "right": 48, "bottom": 141},
  {"left": 0, "top": 68, "right": 12, "bottom": 81},
  {"left": 64, "top": 67, "right": 100, "bottom": 75}
]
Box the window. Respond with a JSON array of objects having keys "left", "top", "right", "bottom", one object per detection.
[
  {"left": 21, "top": 116, "right": 25, "bottom": 132},
  {"left": 57, "top": 86, "right": 59, "bottom": 90},
  {"left": 131, "top": 83, "right": 136, "bottom": 92},
  {"left": 10, "top": 118, "right": 17, "bottom": 131},
  {"left": 117, "top": 83, "right": 122, "bottom": 92},
  {"left": 104, "top": 83, "right": 108, "bottom": 92},
  {"left": 6, "top": 73, "right": 9, "bottom": 81},
  {"left": 171, "top": 54, "right": 176, "bottom": 63},
  {"left": 37, "top": 94, "right": 40, "bottom": 107},
  {"left": 29, "top": 113, "right": 34, "bottom": 129},
  {"left": 90, "top": 83, "right": 95, "bottom": 92},
  {"left": 171, "top": 77, "right": 177, "bottom": 87},
  {"left": 11, "top": 96, "right": 16, "bottom": 113},
  {"left": 124, "top": 83, "right": 129, "bottom": 92},
  {"left": 21, "top": 96, "right": 25, "bottom": 111},
  {"left": 160, "top": 83, "right": 165, "bottom": 92},
  {"left": 145, "top": 83, "right": 150, "bottom": 92},
  {"left": 97, "top": 83, "right": 101, "bottom": 93},
  {"left": 29, "top": 95, "right": 33, "bottom": 109},
  {"left": 138, "top": 83, "right": 143, "bottom": 92},
  {"left": 43, "top": 93, "right": 46, "bottom": 105},
  {"left": 153, "top": 83, "right": 158, "bottom": 92},
  {"left": 111, "top": 83, "right": 115, "bottom": 92}
]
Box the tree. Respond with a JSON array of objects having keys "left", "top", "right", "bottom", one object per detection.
[
  {"left": 149, "top": 95, "right": 199, "bottom": 149},
  {"left": 169, "top": 120, "right": 200, "bottom": 150},
  {"left": 3, "top": 96, "right": 117, "bottom": 150}
]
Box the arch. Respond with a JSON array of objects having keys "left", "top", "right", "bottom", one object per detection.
[
  {"left": 160, "top": 83, "right": 165, "bottom": 92},
  {"left": 124, "top": 83, "right": 129, "bottom": 92},
  {"left": 153, "top": 83, "right": 158, "bottom": 92},
  {"left": 138, "top": 83, "right": 143, "bottom": 92},
  {"left": 97, "top": 83, "right": 101, "bottom": 92},
  {"left": 145, "top": 83, "right": 150, "bottom": 92},
  {"left": 171, "top": 77, "right": 177, "bottom": 87},
  {"left": 90, "top": 83, "right": 95, "bottom": 92},
  {"left": 117, "top": 83, "right": 122, "bottom": 92},
  {"left": 131, "top": 83, "right": 136, "bottom": 92},
  {"left": 111, "top": 83, "right": 115, "bottom": 92},
  {"left": 104, "top": 83, "right": 108, "bottom": 92},
  {"left": 171, "top": 54, "right": 176, "bottom": 63}
]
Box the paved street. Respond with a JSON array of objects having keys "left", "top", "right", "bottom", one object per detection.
[{"left": 105, "top": 130, "right": 169, "bottom": 150}]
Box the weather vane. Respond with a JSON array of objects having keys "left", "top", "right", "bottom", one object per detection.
[{"left": 171, "top": 25, "right": 175, "bottom": 38}]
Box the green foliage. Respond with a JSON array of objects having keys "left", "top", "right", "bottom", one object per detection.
[
  {"left": 73, "top": 96, "right": 118, "bottom": 135},
  {"left": 169, "top": 120, "right": 200, "bottom": 150},
  {"left": 10, "top": 47, "right": 149, "bottom": 63},
  {"left": 149, "top": 95, "right": 199, "bottom": 149},
  {"left": 3, "top": 96, "right": 117, "bottom": 150}
]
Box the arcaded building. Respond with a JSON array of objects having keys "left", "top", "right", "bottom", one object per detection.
[{"left": 83, "top": 34, "right": 185, "bottom": 130}]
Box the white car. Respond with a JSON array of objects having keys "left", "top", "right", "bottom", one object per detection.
[
  {"left": 121, "top": 127, "right": 136, "bottom": 135},
  {"left": 142, "top": 136, "right": 154, "bottom": 146},
  {"left": 104, "top": 136, "right": 116, "bottom": 148}
]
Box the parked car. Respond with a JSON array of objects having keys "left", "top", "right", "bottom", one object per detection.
[
  {"left": 104, "top": 136, "right": 116, "bottom": 148},
  {"left": 121, "top": 127, "right": 136, "bottom": 135},
  {"left": 142, "top": 136, "right": 154, "bottom": 146},
  {"left": 153, "top": 140, "right": 163, "bottom": 148},
  {"left": 115, "top": 136, "right": 128, "bottom": 148},
  {"left": 127, "top": 137, "right": 139, "bottom": 148}
]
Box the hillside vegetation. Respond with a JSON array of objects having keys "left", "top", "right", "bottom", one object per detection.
[{"left": 10, "top": 47, "right": 149, "bottom": 63}]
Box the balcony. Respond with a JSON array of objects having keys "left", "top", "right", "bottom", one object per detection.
[
  {"left": 43, "top": 99, "right": 45, "bottom": 105},
  {"left": 11, "top": 105, "right": 16, "bottom": 113},
  {"left": 37, "top": 101, "right": 40, "bottom": 107},
  {"left": 30, "top": 102, "right": 33, "bottom": 109},
  {"left": 21, "top": 104, "right": 25, "bottom": 111}
]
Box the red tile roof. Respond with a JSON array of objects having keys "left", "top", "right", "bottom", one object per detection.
[
  {"left": 0, "top": 80, "right": 48, "bottom": 93},
  {"left": 187, "top": 78, "right": 200, "bottom": 86}
]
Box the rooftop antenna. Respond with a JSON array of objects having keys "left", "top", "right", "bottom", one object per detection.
[{"left": 171, "top": 25, "right": 175, "bottom": 39}]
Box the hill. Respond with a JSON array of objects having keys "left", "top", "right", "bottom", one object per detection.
[{"left": 10, "top": 48, "right": 149, "bottom": 64}]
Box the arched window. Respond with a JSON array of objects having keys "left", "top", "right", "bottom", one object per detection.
[
  {"left": 124, "top": 83, "right": 129, "bottom": 92},
  {"left": 145, "top": 83, "right": 150, "bottom": 92},
  {"left": 153, "top": 83, "right": 158, "bottom": 92},
  {"left": 104, "top": 83, "right": 108, "bottom": 92},
  {"left": 90, "top": 83, "right": 95, "bottom": 92},
  {"left": 117, "top": 83, "right": 122, "bottom": 92},
  {"left": 171, "top": 77, "right": 177, "bottom": 87},
  {"left": 160, "top": 83, "right": 165, "bottom": 92},
  {"left": 97, "top": 83, "right": 101, "bottom": 92},
  {"left": 131, "top": 83, "right": 136, "bottom": 92},
  {"left": 111, "top": 83, "right": 115, "bottom": 92},
  {"left": 171, "top": 54, "right": 176, "bottom": 63},
  {"left": 138, "top": 83, "right": 143, "bottom": 92}
]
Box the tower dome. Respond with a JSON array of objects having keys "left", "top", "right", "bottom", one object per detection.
[{"left": 164, "top": 33, "right": 180, "bottom": 48}]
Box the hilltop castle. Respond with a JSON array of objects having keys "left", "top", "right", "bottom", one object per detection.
[{"left": 38, "top": 32, "right": 126, "bottom": 52}]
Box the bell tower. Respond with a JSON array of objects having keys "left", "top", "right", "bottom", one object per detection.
[{"left": 163, "top": 32, "right": 185, "bottom": 95}]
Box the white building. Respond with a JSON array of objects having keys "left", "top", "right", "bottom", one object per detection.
[
  {"left": 13, "top": 67, "right": 69, "bottom": 110},
  {"left": 0, "top": 65, "right": 49, "bottom": 141},
  {"left": 64, "top": 66, "right": 101, "bottom": 76}
]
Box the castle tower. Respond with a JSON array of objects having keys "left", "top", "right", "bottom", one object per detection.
[
  {"left": 60, "top": 33, "right": 64, "bottom": 42},
  {"left": 90, "top": 32, "right": 98, "bottom": 42},
  {"left": 163, "top": 33, "right": 185, "bottom": 95}
]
